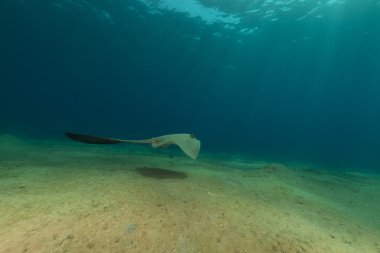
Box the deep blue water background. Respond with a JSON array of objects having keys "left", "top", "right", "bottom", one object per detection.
[{"left": 1, "top": 0, "right": 380, "bottom": 170}]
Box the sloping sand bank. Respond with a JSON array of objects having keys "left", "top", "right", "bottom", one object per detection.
[{"left": 0, "top": 135, "right": 379, "bottom": 253}]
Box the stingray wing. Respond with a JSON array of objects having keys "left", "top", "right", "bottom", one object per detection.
[
  {"left": 152, "top": 134, "right": 201, "bottom": 160},
  {"left": 176, "top": 137, "right": 201, "bottom": 160}
]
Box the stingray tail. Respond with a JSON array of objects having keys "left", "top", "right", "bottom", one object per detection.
[
  {"left": 65, "top": 133, "right": 123, "bottom": 144},
  {"left": 64, "top": 132, "right": 153, "bottom": 145}
]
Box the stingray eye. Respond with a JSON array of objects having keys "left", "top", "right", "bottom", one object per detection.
[{"left": 190, "top": 134, "right": 195, "bottom": 138}]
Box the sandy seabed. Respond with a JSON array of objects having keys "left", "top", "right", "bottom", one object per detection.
[{"left": 0, "top": 135, "right": 379, "bottom": 253}]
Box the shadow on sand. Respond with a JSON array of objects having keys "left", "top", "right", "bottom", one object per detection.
[{"left": 136, "top": 167, "right": 188, "bottom": 179}]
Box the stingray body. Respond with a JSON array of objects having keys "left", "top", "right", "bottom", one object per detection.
[{"left": 65, "top": 132, "right": 201, "bottom": 160}]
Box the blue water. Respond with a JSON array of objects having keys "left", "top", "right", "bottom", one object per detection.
[{"left": 1, "top": 0, "right": 379, "bottom": 170}]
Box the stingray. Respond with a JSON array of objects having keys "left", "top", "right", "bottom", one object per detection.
[{"left": 64, "top": 132, "right": 201, "bottom": 160}]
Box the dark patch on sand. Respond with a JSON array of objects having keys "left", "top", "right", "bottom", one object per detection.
[{"left": 136, "top": 167, "right": 187, "bottom": 179}]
